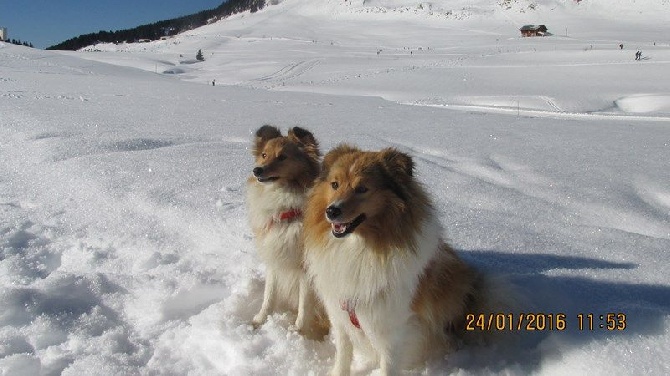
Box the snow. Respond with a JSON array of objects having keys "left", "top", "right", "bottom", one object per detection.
[{"left": 1, "top": 0, "right": 669, "bottom": 374}]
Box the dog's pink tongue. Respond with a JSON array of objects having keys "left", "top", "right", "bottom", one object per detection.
[{"left": 332, "top": 223, "right": 347, "bottom": 234}]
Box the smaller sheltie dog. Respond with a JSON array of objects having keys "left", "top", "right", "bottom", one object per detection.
[
  {"left": 304, "top": 145, "right": 491, "bottom": 375},
  {"left": 246, "top": 125, "right": 326, "bottom": 336}
]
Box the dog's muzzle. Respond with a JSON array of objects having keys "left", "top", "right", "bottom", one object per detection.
[
  {"left": 253, "top": 167, "right": 278, "bottom": 183},
  {"left": 326, "top": 205, "right": 342, "bottom": 220},
  {"left": 326, "top": 205, "right": 366, "bottom": 238}
]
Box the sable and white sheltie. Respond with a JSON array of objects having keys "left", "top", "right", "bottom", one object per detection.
[
  {"left": 304, "top": 145, "right": 490, "bottom": 375},
  {"left": 246, "top": 125, "right": 327, "bottom": 337}
]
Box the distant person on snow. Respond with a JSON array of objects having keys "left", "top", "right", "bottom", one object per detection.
[{"left": 635, "top": 51, "right": 642, "bottom": 60}]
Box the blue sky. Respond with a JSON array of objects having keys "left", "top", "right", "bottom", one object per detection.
[{"left": 0, "top": 0, "right": 224, "bottom": 49}]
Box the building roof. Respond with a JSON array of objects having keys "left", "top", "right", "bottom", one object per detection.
[{"left": 520, "top": 25, "right": 548, "bottom": 31}]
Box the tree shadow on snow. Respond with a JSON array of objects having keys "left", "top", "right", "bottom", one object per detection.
[{"left": 448, "top": 250, "right": 670, "bottom": 373}]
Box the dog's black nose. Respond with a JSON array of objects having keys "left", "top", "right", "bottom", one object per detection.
[
  {"left": 253, "top": 167, "right": 263, "bottom": 177},
  {"left": 326, "top": 205, "right": 342, "bottom": 220}
]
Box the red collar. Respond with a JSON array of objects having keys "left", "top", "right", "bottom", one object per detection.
[
  {"left": 348, "top": 309, "right": 361, "bottom": 329},
  {"left": 265, "top": 209, "right": 302, "bottom": 230},
  {"left": 278, "top": 208, "right": 302, "bottom": 221},
  {"left": 340, "top": 300, "right": 361, "bottom": 329}
]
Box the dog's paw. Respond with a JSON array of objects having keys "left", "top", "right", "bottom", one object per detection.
[
  {"left": 289, "top": 317, "right": 306, "bottom": 333},
  {"left": 251, "top": 313, "right": 268, "bottom": 329}
]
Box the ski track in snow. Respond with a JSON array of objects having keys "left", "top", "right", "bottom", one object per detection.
[{"left": 256, "top": 59, "right": 322, "bottom": 84}]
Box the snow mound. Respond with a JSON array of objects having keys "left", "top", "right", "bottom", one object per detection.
[{"left": 615, "top": 94, "right": 670, "bottom": 114}]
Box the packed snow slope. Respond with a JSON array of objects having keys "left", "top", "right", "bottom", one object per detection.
[
  {"left": 76, "top": 0, "right": 670, "bottom": 117},
  {"left": 2, "top": 0, "right": 670, "bottom": 375}
]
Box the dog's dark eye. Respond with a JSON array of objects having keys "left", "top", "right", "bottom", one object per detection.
[
  {"left": 331, "top": 182, "right": 339, "bottom": 190},
  {"left": 354, "top": 186, "right": 368, "bottom": 194},
  {"left": 261, "top": 152, "right": 267, "bottom": 159},
  {"left": 277, "top": 154, "right": 287, "bottom": 161}
]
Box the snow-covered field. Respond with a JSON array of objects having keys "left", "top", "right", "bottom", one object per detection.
[{"left": 1, "top": 0, "right": 669, "bottom": 374}]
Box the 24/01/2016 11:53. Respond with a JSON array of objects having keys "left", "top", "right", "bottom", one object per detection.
[{"left": 465, "top": 312, "right": 627, "bottom": 331}]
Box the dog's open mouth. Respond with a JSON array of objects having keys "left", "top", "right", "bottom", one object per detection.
[
  {"left": 331, "top": 214, "right": 366, "bottom": 238},
  {"left": 257, "top": 176, "right": 279, "bottom": 183}
]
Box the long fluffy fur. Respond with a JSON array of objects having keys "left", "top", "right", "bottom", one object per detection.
[
  {"left": 304, "top": 145, "right": 484, "bottom": 375},
  {"left": 246, "top": 125, "right": 327, "bottom": 338}
]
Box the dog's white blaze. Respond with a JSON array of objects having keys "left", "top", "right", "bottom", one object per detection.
[{"left": 328, "top": 199, "right": 345, "bottom": 210}]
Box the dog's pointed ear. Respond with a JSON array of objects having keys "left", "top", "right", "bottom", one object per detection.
[
  {"left": 379, "top": 148, "right": 414, "bottom": 178},
  {"left": 253, "top": 125, "right": 282, "bottom": 156},
  {"left": 321, "top": 144, "right": 359, "bottom": 177},
  {"left": 288, "top": 127, "right": 317, "bottom": 148},
  {"left": 378, "top": 148, "right": 414, "bottom": 202}
]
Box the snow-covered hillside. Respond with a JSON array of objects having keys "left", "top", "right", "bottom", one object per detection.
[{"left": 1, "top": 0, "right": 669, "bottom": 374}]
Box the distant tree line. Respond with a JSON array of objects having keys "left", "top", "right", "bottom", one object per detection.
[
  {"left": 6, "top": 39, "right": 34, "bottom": 48},
  {"left": 47, "top": 0, "right": 266, "bottom": 50}
]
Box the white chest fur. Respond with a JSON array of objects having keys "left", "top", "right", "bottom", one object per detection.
[
  {"left": 305, "top": 216, "right": 444, "bottom": 372},
  {"left": 246, "top": 182, "right": 306, "bottom": 269}
]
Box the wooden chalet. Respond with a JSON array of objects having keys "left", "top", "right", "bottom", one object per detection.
[{"left": 520, "top": 25, "right": 548, "bottom": 37}]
